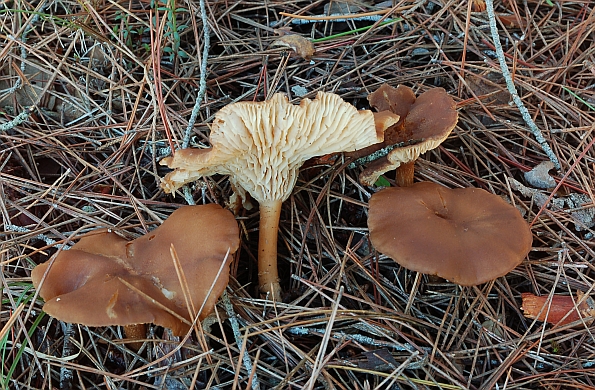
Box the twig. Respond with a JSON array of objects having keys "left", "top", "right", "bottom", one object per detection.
[
  {"left": 484, "top": 0, "right": 561, "bottom": 170},
  {"left": 280, "top": 9, "right": 391, "bottom": 21},
  {"left": 282, "top": 13, "right": 393, "bottom": 24},
  {"left": 286, "top": 326, "right": 427, "bottom": 355},
  {"left": 59, "top": 322, "right": 76, "bottom": 390},
  {"left": 181, "top": 0, "right": 210, "bottom": 149},
  {"left": 348, "top": 139, "right": 423, "bottom": 169},
  {"left": 279, "top": 7, "right": 408, "bottom": 24},
  {"left": 179, "top": 0, "right": 211, "bottom": 206},
  {"left": 222, "top": 291, "right": 260, "bottom": 390},
  {"left": 4, "top": 224, "right": 71, "bottom": 250},
  {"left": 182, "top": 186, "right": 195, "bottom": 206},
  {"left": 5, "top": 1, "right": 48, "bottom": 93},
  {"left": 0, "top": 108, "right": 32, "bottom": 132}
]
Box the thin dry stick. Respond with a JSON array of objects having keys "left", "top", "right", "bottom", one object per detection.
[
  {"left": 279, "top": 7, "right": 413, "bottom": 22},
  {"left": 0, "top": 108, "right": 32, "bottom": 132},
  {"left": 59, "top": 322, "right": 76, "bottom": 390},
  {"left": 280, "top": 9, "right": 391, "bottom": 20},
  {"left": 222, "top": 291, "right": 261, "bottom": 390},
  {"left": 231, "top": 328, "right": 251, "bottom": 390},
  {"left": 484, "top": 0, "right": 560, "bottom": 170},
  {"left": 4, "top": 224, "right": 71, "bottom": 250},
  {"left": 181, "top": 0, "right": 210, "bottom": 149},
  {"left": 180, "top": 0, "right": 211, "bottom": 205}
]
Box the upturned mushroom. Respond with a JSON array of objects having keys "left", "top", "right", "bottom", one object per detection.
[
  {"left": 368, "top": 182, "right": 533, "bottom": 286},
  {"left": 161, "top": 92, "right": 397, "bottom": 299},
  {"left": 356, "top": 84, "right": 458, "bottom": 187},
  {"left": 32, "top": 204, "right": 239, "bottom": 337}
]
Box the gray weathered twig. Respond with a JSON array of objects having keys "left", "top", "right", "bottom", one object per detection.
[
  {"left": 4, "top": 224, "right": 71, "bottom": 250},
  {"left": 59, "top": 322, "right": 76, "bottom": 390},
  {"left": 221, "top": 291, "right": 261, "bottom": 390},
  {"left": 181, "top": 0, "right": 210, "bottom": 150},
  {"left": 179, "top": 0, "right": 211, "bottom": 206},
  {"left": 484, "top": 0, "right": 561, "bottom": 170},
  {"left": 0, "top": 109, "right": 32, "bottom": 132}
]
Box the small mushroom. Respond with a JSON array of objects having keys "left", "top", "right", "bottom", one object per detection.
[
  {"left": 368, "top": 182, "right": 533, "bottom": 286},
  {"left": 358, "top": 84, "right": 458, "bottom": 187},
  {"left": 161, "top": 92, "right": 397, "bottom": 299},
  {"left": 32, "top": 204, "right": 239, "bottom": 337}
]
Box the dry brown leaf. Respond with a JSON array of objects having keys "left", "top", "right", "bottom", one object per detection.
[
  {"left": 270, "top": 35, "right": 315, "bottom": 61},
  {"left": 497, "top": 14, "right": 525, "bottom": 28},
  {"left": 471, "top": 0, "right": 486, "bottom": 12},
  {"left": 273, "top": 26, "right": 293, "bottom": 36},
  {"left": 466, "top": 73, "right": 510, "bottom": 104}
]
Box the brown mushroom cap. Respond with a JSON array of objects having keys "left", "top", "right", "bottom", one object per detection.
[
  {"left": 31, "top": 204, "right": 239, "bottom": 336},
  {"left": 368, "top": 182, "right": 533, "bottom": 286},
  {"left": 346, "top": 85, "right": 414, "bottom": 161},
  {"left": 359, "top": 86, "right": 458, "bottom": 186},
  {"left": 369, "top": 83, "right": 416, "bottom": 113},
  {"left": 160, "top": 92, "right": 386, "bottom": 204}
]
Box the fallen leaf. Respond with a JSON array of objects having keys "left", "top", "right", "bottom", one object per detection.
[
  {"left": 466, "top": 73, "right": 510, "bottom": 104},
  {"left": 524, "top": 161, "right": 556, "bottom": 189},
  {"left": 270, "top": 35, "right": 315, "bottom": 60},
  {"left": 471, "top": 0, "right": 486, "bottom": 12},
  {"left": 498, "top": 14, "right": 525, "bottom": 28}
]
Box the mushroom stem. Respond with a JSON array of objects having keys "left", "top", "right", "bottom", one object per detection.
[
  {"left": 258, "top": 200, "right": 283, "bottom": 300},
  {"left": 124, "top": 323, "right": 146, "bottom": 350},
  {"left": 396, "top": 161, "right": 416, "bottom": 187}
]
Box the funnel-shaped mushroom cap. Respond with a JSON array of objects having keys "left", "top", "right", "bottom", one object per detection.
[
  {"left": 32, "top": 204, "right": 239, "bottom": 336},
  {"left": 345, "top": 85, "right": 414, "bottom": 161},
  {"left": 360, "top": 86, "right": 458, "bottom": 186},
  {"left": 161, "top": 92, "right": 384, "bottom": 204},
  {"left": 368, "top": 182, "right": 532, "bottom": 286},
  {"left": 369, "top": 83, "right": 416, "bottom": 112}
]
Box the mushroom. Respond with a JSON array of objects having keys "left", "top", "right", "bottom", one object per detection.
[
  {"left": 368, "top": 182, "right": 533, "bottom": 286},
  {"left": 356, "top": 84, "right": 458, "bottom": 187},
  {"left": 161, "top": 92, "right": 397, "bottom": 298},
  {"left": 31, "top": 204, "right": 239, "bottom": 337}
]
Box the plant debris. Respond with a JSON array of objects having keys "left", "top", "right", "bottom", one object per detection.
[
  {"left": 524, "top": 160, "right": 556, "bottom": 189},
  {"left": 270, "top": 34, "right": 315, "bottom": 60}
]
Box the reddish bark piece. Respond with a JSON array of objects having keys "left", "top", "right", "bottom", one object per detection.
[{"left": 521, "top": 292, "right": 595, "bottom": 326}]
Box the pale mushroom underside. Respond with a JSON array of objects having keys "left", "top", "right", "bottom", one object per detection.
[{"left": 161, "top": 92, "right": 383, "bottom": 204}]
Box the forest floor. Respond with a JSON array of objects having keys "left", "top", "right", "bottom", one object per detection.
[{"left": 2, "top": 0, "right": 595, "bottom": 389}]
